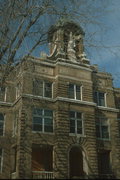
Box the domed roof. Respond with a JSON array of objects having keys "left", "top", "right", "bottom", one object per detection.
[{"left": 48, "top": 17, "right": 85, "bottom": 41}]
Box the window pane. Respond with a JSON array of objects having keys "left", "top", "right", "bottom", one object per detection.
[
  {"left": 102, "top": 126, "right": 109, "bottom": 139},
  {"left": 0, "top": 114, "right": 4, "bottom": 136},
  {"left": 44, "top": 118, "right": 53, "bottom": 126},
  {"left": 44, "top": 126, "right": 53, "bottom": 132},
  {"left": 70, "top": 111, "right": 75, "bottom": 118},
  {"left": 77, "top": 120, "right": 82, "bottom": 128},
  {"left": 70, "top": 120, "right": 75, "bottom": 133},
  {"left": 77, "top": 127, "right": 82, "bottom": 134},
  {"left": 44, "top": 110, "right": 53, "bottom": 117},
  {"left": 44, "top": 82, "right": 52, "bottom": 98},
  {"left": 77, "top": 112, "right": 82, "bottom": 119},
  {"left": 0, "top": 114, "right": 4, "bottom": 121},
  {"left": 0, "top": 126, "right": 3, "bottom": 136},
  {"left": 44, "top": 117, "right": 53, "bottom": 132},
  {"left": 0, "top": 87, "right": 5, "bottom": 101},
  {"left": 33, "top": 117, "right": 42, "bottom": 124},
  {"left": 96, "top": 125, "right": 100, "bottom": 138},
  {"left": 77, "top": 120, "right": 82, "bottom": 134},
  {"left": 68, "top": 84, "right": 74, "bottom": 99},
  {"left": 76, "top": 85, "right": 81, "bottom": 100},
  {"left": 33, "top": 80, "right": 43, "bottom": 96},
  {"left": 99, "top": 92, "right": 105, "bottom": 106},
  {"left": 33, "top": 124, "right": 42, "bottom": 131},
  {"left": 70, "top": 127, "right": 75, "bottom": 133},
  {"left": 70, "top": 120, "right": 75, "bottom": 127}
]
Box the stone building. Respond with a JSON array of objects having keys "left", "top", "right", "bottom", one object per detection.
[{"left": 0, "top": 20, "right": 120, "bottom": 179}]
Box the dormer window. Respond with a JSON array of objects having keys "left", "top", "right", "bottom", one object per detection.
[
  {"left": 94, "top": 91, "right": 106, "bottom": 106},
  {"left": 68, "top": 84, "right": 82, "bottom": 100}
]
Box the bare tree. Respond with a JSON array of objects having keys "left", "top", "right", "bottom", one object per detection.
[{"left": 0, "top": 0, "right": 112, "bottom": 84}]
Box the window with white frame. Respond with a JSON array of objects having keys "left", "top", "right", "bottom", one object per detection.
[
  {"left": 94, "top": 91, "right": 106, "bottom": 106},
  {"left": 0, "top": 148, "right": 3, "bottom": 172},
  {"left": 32, "top": 109, "right": 53, "bottom": 133},
  {"left": 68, "top": 84, "right": 82, "bottom": 100},
  {"left": 0, "top": 114, "right": 4, "bottom": 136},
  {"left": 70, "top": 111, "right": 83, "bottom": 135},
  {"left": 33, "top": 79, "right": 52, "bottom": 98},
  {"left": 96, "top": 117, "right": 109, "bottom": 139}
]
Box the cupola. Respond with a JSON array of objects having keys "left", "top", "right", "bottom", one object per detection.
[{"left": 48, "top": 18, "right": 90, "bottom": 64}]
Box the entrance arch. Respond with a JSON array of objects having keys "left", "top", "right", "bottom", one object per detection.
[{"left": 69, "top": 146, "right": 84, "bottom": 178}]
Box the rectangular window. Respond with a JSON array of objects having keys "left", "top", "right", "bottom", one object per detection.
[
  {"left": 94, "top": 92, "right": 106, "bottom": 106},
  {"left": 0, "top": 148, "right": 3, "bottom": 172},
  {"left": 70, "top": 111, "right": 83, "bottom": 135},
  {"left": 33, "top": 109, "right": 53, "bottom": 133},
  {"left": 0, "top": 114, "right": 4, "bottom": 136},
  {"left": 68, "top": 84, "right": 82, "bottom": 100},
  {"left": 96, "top": 117, "right": 109, "bottom": 139},
  {"left": 33, "top": 80, "right": 52, "bottom": 98}
]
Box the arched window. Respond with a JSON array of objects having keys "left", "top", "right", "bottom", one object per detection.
[{"left": 0, "top": 114, "right": 4, "bottom": 136}]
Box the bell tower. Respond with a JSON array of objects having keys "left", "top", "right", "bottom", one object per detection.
[{"left": 48, "top": 19, "right": 90, "bottom": 64}]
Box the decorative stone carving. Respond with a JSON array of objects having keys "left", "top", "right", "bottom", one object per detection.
[{"left": 67, "top": 32, "right": 77, "bottom": 61}]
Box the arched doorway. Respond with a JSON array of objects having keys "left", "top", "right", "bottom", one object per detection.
[{"left": 69, "top": 146, "right": 84, "bottom": 178}]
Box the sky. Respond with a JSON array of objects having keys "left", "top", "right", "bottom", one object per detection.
[
  {"left": 84, "top": 0, "right": 120, "bottom": 88},
  {"left": 15, "top": 0, "right": 120, "bottom": 88},
  {"left": 40, "top": 0, "right": 120, "bottom": 88}
]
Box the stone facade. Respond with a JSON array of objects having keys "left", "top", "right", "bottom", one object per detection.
[{"left": 0, "top": 21, "right": 120, "bottom": 179}]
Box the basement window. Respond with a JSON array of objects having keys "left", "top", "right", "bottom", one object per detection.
[
  {"left": 33, "top": 79, "right": 52, "bottom": 98},
  {"left": 70, "top": 111, "right": 84, "bottom": 135},
  {"left": 32, "top": 109, "right": 53, "bottom": 133},
  {"left": 68, "top": 84, "right": 82, "bottom": 100}
]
